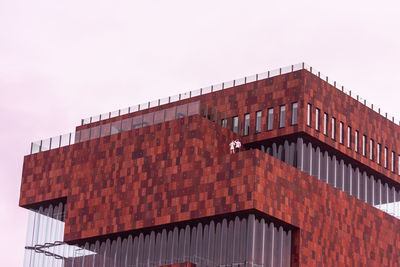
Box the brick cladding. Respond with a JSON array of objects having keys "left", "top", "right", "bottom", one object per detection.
[
  {"left": 20, "top": 69, "right": 400, "bottom": 266},
  {"left": 20, "top": 122, "right": 400, "bottom": 266},
  {"left": 76, "top": 70, "right": 400, "bottom": 184}
]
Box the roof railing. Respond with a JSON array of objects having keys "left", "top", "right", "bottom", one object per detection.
[
  {"left": 80, "top": 62, "right": 400, "bottom": 128},
  {"left": 30, "top": 63, "right": 400, "bottom": 154}
]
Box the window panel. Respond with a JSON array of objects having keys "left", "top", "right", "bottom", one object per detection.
[
  {"left": 339, "top": 122, "right": 344, "bottom": 144},
  {"left": 279, "top": 105, "right": 286, "bottom": 128},
  {"left": 267, "top": 108, "right": 274, "bottom": 131},
  {"left": 307, "top": 103, "right": 311, "bottom": 126},
  {"left": 315, "top": 108, "right": 320, "bottom": 131},
  {"left": 323, "top": 113, "right": 328, "bottom": 135},
  {"left": 384, "top": 147, "right": 388, "bottom": 168},
  {"left": 233, "top": 116, "right": 239, "bottom": 134},
  {"left": 347, "top": 126, "right": 351, "bottom": 148},
  {"left": 377, "top": 144, "right": 381, "bottom": 164},
  {"left": 331, "top": 117, "right": 336, "bottom": 140},
  {"left": 355, "top": 131, "right": 359, "bottom": 152},
  {"left": 362, "top": 135, "right": 367, "bottom": 157},
  {"left": 292, "top": 103, "right": 298, "bottom": 125},
  {"left": 392, "top": 151, "right": 395, "bottom": 172},
  {"left": 221, "top": 119, "right": 227, "bottom": 128},
  {"left": 369, "top": 139, "right": 374, "bottom": 161},
  {"left": 256, "top": 111, "right": 262, "bottom": 133},
  {"left": 244, "top": 114, "right": 250, "bottom": 136}
]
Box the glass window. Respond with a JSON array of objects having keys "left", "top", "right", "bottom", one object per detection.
[
  {"left": 221, "top": 118, "right": 227, "bottom": 128},
  {"left": 392, "top": 151, "right": 395, "bottom": 172},
  {"left": 292, "top": 103, "right": 298, "bottom": 125},
  {"left": 307, "top": 103, "right": 311, "bottom": 126},
  {"left": 384, "top": 147, "right": 388, "bottom": 168},
  {"left": 362, "top": 135, "right": 367, "bottom": 156},
  {"left": 377, "top": 143, "right": 381, "bottom": 164},
  {"left": 244, "top": 113, "right": 250, "bottom": 136},
  {"left": 398, "top": 155, "right": 400, "bottom": 175},
  {"left": 315, "top": 108, "right": 320, "bottom": 131},
  {"left": 339, "top": 122, "right": 344, "bottom": 144},
  {"left": 256, "top": 111, "right": 262, "bottom": 133},
  {"left": 347, "top": 126, "right": 351, "bottom": 148},
  {"left": 267, "top": 108, "right": 274, "bottom": 130},
  {"left": 331, "top": 117, "right": 336, "bottom": 140},
  {"left": 369, "top": 139, "right": 374, "bottom": 160},
  {"left": 233, "top": 116, "right": 239, "bottom": 134},
  {"left": 323, "top": 113, "right": 328, "bottom": 135},
  {"left": 279, "top": 105, "right": 286, "bottom": 128},
  {"left": 355, "top": 131, "right": 359, "bottom": 152}
]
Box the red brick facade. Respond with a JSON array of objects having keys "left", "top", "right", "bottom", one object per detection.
[{"left": 20, "top": 69, "right": 400, "bottom": 266}]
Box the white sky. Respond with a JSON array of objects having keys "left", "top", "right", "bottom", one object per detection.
[{"left": 1, "top": 0, "right": 400, "bottom": 265}]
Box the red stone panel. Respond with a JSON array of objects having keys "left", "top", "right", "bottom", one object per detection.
[{"left": 20, "top": 68, "right": 400, "bottom": 266}]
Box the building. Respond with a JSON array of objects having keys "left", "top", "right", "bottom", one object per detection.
[{"left": 20, "top": 63, "right": 400, "bottom": 266}]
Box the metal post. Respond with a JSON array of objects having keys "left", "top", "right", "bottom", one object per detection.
[
  {"left": 39, "top": 140, "right": 42, "bottom": 152},
  {"left": 318, "top": 72, "right": 320, "bottom": 78},
  {"left": 189, "top": 91, "right": 192, "bottom": 98},
  {"left": 233, "top": 80, "right": 236, "bottom": 86},
  {"left": 211, "top": 85, "right": 213, "bottom": 92},
  {"left": 200, "top": 88, "right": 203, "bottom": 95},
  {"left": 179, "top": 94, "right": 181, "bottom": 100},
  {"left": 59, "top": 135, "right": 62, "bottom": 147},
  {"left": 168, "top": 96, "right": 171, "bottom": 103},
  {"left": 158, "top": 99, "right": 160, "bottom": 105},
  {"left": 268, "top": 71, "right": 270, "bottom": 78},
  {"left": 291, "top": 65, "right": 294, "bottom": 72},
  {"left": 244, "top": 77, "right": 247, "bottom": 84},
  {"left": 30, "top": 142, "right": 33, "bottom": 154},
  {"left": 69, "top": 132, "right": 72, "bottom": 145},
  {"left": 49, "top": 138, "right": 52, "bottom": 150},
  {"left": 147, "top": 102, "right": 150, "bottom": 108},
  {"left": 256, "top": 74, "right": 258, "bottom": 81},
  {"left": 109, "top": 111, "right": 111, "bottom": 118},
  {"left": 302, "top": 62, "right": 305, "bottom": 69},
  {"left": 279, "top": 68, "right": 282, "bottom": 75},
  {"left": 222, "top": 83, "right": 224, "bottom": 89}
]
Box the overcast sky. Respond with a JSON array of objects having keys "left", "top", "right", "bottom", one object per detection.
[{"left": 1, "top": 0, "right": 400, "bottom": 265}]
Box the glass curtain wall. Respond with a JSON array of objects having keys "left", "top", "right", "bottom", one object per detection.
[
  {"left": 25, "top": 212, "right": 293, "bottom": 267},
  {"left": 257, "top": 137, "right": 400, "bottom": 220}
]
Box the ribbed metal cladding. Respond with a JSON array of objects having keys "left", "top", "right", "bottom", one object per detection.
[
  {"left": 64, "top": 214, "right": 292, "bottom": 267},
  {"left": 260, "top": 137, "right": 400, "bottom": 219}
]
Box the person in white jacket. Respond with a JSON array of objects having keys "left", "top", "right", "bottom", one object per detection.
[
  {"left": 229, "top": 140, "right": 236, "bottom": 154},
  {"left": 235, "top": 139, "right": 241, "bottom": 153}
]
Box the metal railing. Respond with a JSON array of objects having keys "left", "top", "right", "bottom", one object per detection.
[
  {"left": 31, "top": 101, "right": 201, "bottom": 154},
  {"left": 30, "top": 63, "right": 400, "bottom": 154},
  {"left": 80, "top": 62, "right": 400, "bottom": 129}
]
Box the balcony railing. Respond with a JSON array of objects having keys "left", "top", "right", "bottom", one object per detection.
[
  {"left": 30, "top": 101, "right": 234, "bottom": 155},
  {"left": 80, "top": 62, "right": 400, "bottom": 129},
  {"left": 30, "top": 63, "right": 400, "bottom": 154}
]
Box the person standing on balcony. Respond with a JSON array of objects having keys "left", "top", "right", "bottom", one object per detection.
[
  {"left": 230, "top": 140, "right": 236, "bottom": 154},
  {"left": 235, "top": 139, "right": 241, "bottom": 153}
]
